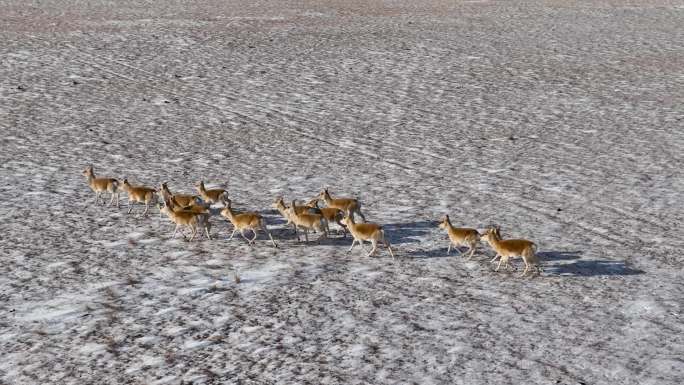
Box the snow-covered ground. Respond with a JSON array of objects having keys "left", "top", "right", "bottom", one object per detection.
[{"left": 1, "top": 0, "right": 683, "bottom": 383}]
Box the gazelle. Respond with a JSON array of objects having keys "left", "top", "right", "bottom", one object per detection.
[
  {"left": 318, "top": 188, "right": 366, "bottom": 222},
  {"left": 121, "top": 179, "right": 157, "bottom": 216},
  {"left": 341, "top": 215, "right": 394, "bottom": 259},
  {"left": 437, "top": 215, "right": 480, "bottom": 259},
  {"left": 196, "top": 181, "right": 229, "bottom": 206},
  {"left": 287, "top": 200, "right": 328, "bottom": 243},
  {"left": 220, "top": 200, "right": 277, "bottom": 247},
  {"left": 272, "top": 197, "right": 318, "bottom": 233},
  {"left": 481, "top": 227, "right": 540, "bottom": 277},
  {"left": 160, "top": 182, "right": 201, "bottom": 207},
  {"left": 306, "top": 198, "right": 346, "bottom": 237},
  {"left": 82, "top": 165, "right": 120, "bottom": 207},
  {"left": 160, "top": 197, "right": 212, "bottom": 241}
]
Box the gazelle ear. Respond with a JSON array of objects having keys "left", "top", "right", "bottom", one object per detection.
[{"left": 445, "top": 215, "right": 450, "bottom": 221}]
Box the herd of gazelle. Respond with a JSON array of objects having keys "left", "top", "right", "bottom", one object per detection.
[{"left": 83, "top": 165, "right": 542, "bottom": 276}]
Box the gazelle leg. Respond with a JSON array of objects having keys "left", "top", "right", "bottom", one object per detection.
[
  {"left": 358, "top": 239, "right": 368, "bottom": 253},
  {"left": 348, "top": 239, "right": 357, "bottom": 252},
  {"left": 467, "top": 244, "right": 476, "bottom": 260},
  {"left": 366, "top": 240, "right": 378, "bottom": 258},
  {"left": 172, "top": 224, "right": 180, "bottom": 238},
  {"left": 264, "top": 226, "right": 277, "bottom": 248},
  {"left": 204, "top": 223, "right": 212, "bottom": 240},
  {"left": 447, "top": 243, "right": 452, "bottom": 254},
  {"left": 385, "top": 239, "right": 396, "bottom": 259},
  {"left": 141, "top": 201, "right": 150, "bottom": 217},
  {"left": 319, "top": 224, "right": 328, "bottom": 242},
  {"left": 228, "top": 229, "right": 238, "bottom": 241},
  {"left": 240, "top": 229, "right": 252, "bottom": 245},
  {"left": 520, "top": 260, "right": 530, "bottom": 277},
  {"left": 250, "top": 228, "right": 258, "bottom": 244},
  {"left": 189, "top": 226, "right": 197, "bottom": 241},
  {"left": 495, "top": 257, "right": 504, "bottom": 272},
  {"left": 520, "top": 266, "right": 530, "bottom": 277},
  {"left": 127, "top": 200, "right": 134, "bottom": 214},
  {"left": 304, "top": 229, "right": 309, "bottom": 243},
  {"left": 491, "top": 254, "right": 500, "bottom": 263}
]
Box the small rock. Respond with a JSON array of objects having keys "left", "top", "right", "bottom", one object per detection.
[{"left": 17, "top": 85, "right": 25, "bottom": 91}]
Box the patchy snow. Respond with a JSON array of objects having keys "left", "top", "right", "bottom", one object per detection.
[{"left": 1, "top": 0, "right": 683, "bottom": 384}]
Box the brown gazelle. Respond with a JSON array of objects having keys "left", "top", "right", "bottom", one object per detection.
[
  {"left": 272, "top": 197, "right": 298, "bottom": 233},
  {"left": 438, "top": 215, "right": 480, "bottom": 259},
  {"left": 341, "top": 215, "right": 394, "bottom": 259},
  {"left": 287, "top": 200, "right": 328, "bottom": 243},
  {"left": 82, "top": 165, "right": 120, "bottom": 207},
  {"left": 160, "top": 182, "right": 201, "bottom": 208},
  {"left": 306, "top": 198, "right": 346, "bottom": 237},
  {"left": 272, "top": 197, "right": 318, "bottom": 233},
  {"left": 220, "top": 200, "right": 277, "bottom": 247},
  {"left": 318, "top": 188, "right": 366, "bottom": 222},
  {"left": 160, "top": 198, "right": 212, "bottom": 241},
  {"left": 481, "top": 227, "right": 540, "bottom": 277},
  {"left": 122, "top": 179, "right": 157, "bottom": 216},
  {"left": 196, "top": 181, "right": 229, "bottom": 206}
]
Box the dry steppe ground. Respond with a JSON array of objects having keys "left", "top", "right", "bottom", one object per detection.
[{"left": 1, "top": 0, "right": 683, "bottom": 384}]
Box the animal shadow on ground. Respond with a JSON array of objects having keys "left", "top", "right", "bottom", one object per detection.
[
  {"left": 546, "top": 259, "right": 644, "bottom": 276},
  {"left": 382, "top": 220, "right": 436, "bottom": 245},
  {"left": 537, "top": 250, "right": 583, "bottom": 261}
]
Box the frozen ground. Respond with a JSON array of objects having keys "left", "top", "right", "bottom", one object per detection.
[{"left": 1, "top": 0, "right": 683, "bottom": 384}]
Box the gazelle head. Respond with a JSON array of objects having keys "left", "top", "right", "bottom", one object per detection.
[
  {"left": 318, "top": 188, "right": 331, "bottom": 200},
  {"left": 287, "top": 200, "right": 297, "bottom": 214},
  {"left": 271, "top": 196, "right": 286, "bottom": 210},
  {"left": 438, "top": 215, "right": 451, "bottom": 230},
  {"left": 82, "top": 165, "right": 94, "bottom": 177},
  {"left": 481, "top": 227, "right": 500, "bottom": 243},
  {"left": 341, "top": 215, "right": 355, "bottom": 227}
]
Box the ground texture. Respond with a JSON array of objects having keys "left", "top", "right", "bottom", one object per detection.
[{"left": 1, "top": 0, "right": 683, "bottom": 384}]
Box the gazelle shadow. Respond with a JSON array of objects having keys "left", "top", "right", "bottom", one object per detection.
[
  {"left": 546, "top": 260, "right": 644, "bottom": 276},
  {"left": 382, "top": 220, "right": 437, "bottom": 245},
  {"left": 537, "top": 250, "right": 583, "bottom": 261}
]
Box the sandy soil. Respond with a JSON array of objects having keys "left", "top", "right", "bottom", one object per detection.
[{"left": 1, "top": 0, "right": 683, "bottom": 384}]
